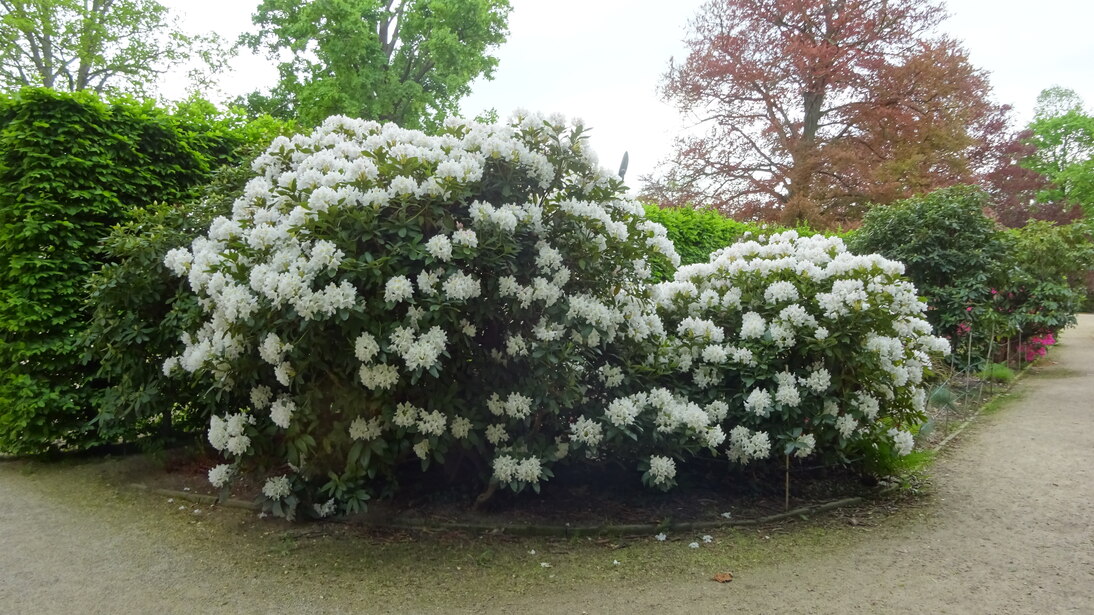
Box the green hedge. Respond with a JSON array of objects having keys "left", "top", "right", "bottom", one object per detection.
[
  {"left": 641, "top": 204, "right": 766, "bottom": 279},
  {"left": 0, "top": 88, "right": 256, "bottom": 454},
  {"left": 641, "top": 203, "right": 844, "bottom": 280}
]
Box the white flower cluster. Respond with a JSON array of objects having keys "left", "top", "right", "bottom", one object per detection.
[
  {"left": 208, "top": 413, "right": 254, "bottom": 457},
  {"left": 208, "top": 464, "right": 233, "bottom": 488},
  {"left": 647, "top": 455, "right": 677, "bottom": 487},
  {"left": 493, "top": 454, "right": 543, "bottom": 484},
  {"left": 262, "top": 475, "right": 292, "bottom": 500},
  {"left": 888, "top": 428, "right": 916, "bottom": 457},
  {"left": 727, "top": 426, "right": 772, "bottom": 464}
]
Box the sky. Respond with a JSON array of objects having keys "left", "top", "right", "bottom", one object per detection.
[{"left": 163, "top": 0, "right": 1094, "bottom": 190}]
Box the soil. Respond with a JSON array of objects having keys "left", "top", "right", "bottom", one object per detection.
[{"left": 1, "top": 314, "right": 1092, "bottom": 614}]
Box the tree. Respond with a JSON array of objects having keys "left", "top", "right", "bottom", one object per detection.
[
  {"left": 242, "top": 0, "right": 511, "bottom": 129},
  {"left": 1022, "top": 87, "right": 1094, "bottom": 217},
  {"left": 645, "top": 0, "right": 1004, "bottom": 227},
  {"left": 0, "top": 0, "right": 228, "bottom": 97}
]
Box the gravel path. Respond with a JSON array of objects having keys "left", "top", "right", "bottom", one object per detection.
[{"left": 2, "top": 315, "right": 1092, "bottom": 614}]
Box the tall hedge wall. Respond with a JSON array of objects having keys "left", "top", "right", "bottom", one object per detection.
[{"left": 0, "top": 88, "right": 249, "bottom": 454}]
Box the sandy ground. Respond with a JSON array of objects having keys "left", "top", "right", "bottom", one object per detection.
[{"left": 1, "top": 315, "right": 1092, "bottom": 614}]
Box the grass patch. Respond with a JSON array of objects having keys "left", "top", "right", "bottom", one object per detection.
[
  {"left": 977, "top": 363, "right": 1015, "bottom": 384},
  {"left": 0, "top": 455, "right": 906, "bottom": 612},
  {"left": 891, "top": 449, "right": 936, "bottom": 474}
]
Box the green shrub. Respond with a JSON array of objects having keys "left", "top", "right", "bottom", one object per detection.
[
  {"left": 849, "top": 186, "right": 1010, "bottom": 351},
  {"left": 977, "top": 363, "right": 1015, "bottom": 384},
  {"left": 0, "top": 88, "right": 256, "bottom": 455},
  {"left": 995, "top": 220, "right": 1093, "bottom": 335}
]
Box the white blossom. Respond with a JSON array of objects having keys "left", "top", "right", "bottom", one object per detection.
[
  {"left": 349, "top": 416, "right": 383, "bottom": 441},
  {"left": 207, "top": 464, "right": 232, "bottom": 488},
  {"left": 647, "top": 455, "right": 676, "bottom": 486},
  {"left": 262, "top": 475, "right": 292, "bottom": 499},
  {"left": 384, "top": 276, "right": 414, "bottom": 302}
]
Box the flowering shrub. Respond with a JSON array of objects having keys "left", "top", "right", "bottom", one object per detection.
[
  {"left": 1020, "top": 333, "right": 1056, "bottom": 362},
  {"left": 627, "top": 231, "right": 952, "bottom": 473},
  {"left": 164, "top": 113, "right": 679, "bottom": 518}
]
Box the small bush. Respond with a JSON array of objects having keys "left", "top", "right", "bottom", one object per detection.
[
  {"left": 977, "top": 363, "right": 1015, "bottom": 384},
  {"left": 996, "top": 220, "right": 1093, "bottom": 337},
  {"left": 638, "top": 231, "right": 950, "bottom": 476}
]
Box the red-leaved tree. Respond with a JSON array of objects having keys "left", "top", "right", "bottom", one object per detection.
[{"left": 644, "top": 0, "right": 1009, "bottom": 227}]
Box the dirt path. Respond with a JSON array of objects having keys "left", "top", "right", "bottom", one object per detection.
[{"left": 2, "top": 316, "right": 1092, "bottom": 614}]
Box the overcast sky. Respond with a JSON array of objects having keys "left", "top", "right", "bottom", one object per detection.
[{"left": 164, "top": 0, "right": 1094, "bottom": 189}]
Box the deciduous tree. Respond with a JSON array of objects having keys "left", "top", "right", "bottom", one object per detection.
[
  {"left": 0, "top": 0, "right": 228, "bottom": 97},
  {"left": 242, "top": 0, "right": 511, "bottom": 129},
  {"left": 1022, "top": 87, "right": 1094, "bottom": 217},
  {"left": 645, "top": 0, "right": 1005, "bottom": 227}
]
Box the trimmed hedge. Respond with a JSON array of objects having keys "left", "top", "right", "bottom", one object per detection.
[
  {"left": 0, "top": 88, "right": 258, "bottom": 454},
  {"left": 641, "top": 204, "right": 766, "bottom": 279}
]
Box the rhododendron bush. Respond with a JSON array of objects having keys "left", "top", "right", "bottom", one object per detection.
[
  {"left": 164, "top": 113, "right": 678, "bottom": 518},
  {"left": 164, "top": 114, "right": 950, "bottom": 519},
  {"left": 634, "top": 232, "right": 952, "bottom": 480}
]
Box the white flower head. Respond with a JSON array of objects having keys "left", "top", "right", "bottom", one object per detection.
[
  {"left": 425, "top": 234, "right": 453, "bottom": 262},
  {"left": 262, "top": 475, "right": 292, "bottom": 500},
  {"left": 647, "top": 455, "right": 677, "bottom": 487},
  {"left": 207, "top": 464, "right": 233, "bottom": 488},
  {"left": 384, "top": 275, "right": 414, "bottom": 303}
]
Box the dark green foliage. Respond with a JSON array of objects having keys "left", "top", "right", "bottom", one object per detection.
[
  {"left": 82, "top": 162, "right": 262, "bottom": 445},
  {"left": 641, "top": 204, "right": 765, "bottom": 279},
  {"left": 0, "top": 88, "right": 252, "bottom": 454},
  {"left": 849, "top": 186, "right": 1009, "bottom": 339},
  {"left": 993, "top": 220, "right": 1094, "bottom": 336},
  {"left": 851, "top": 186, "right": 1093, "bottom": 370}
]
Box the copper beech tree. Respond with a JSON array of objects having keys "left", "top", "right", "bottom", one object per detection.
[{"left": 644, "top": 0, "right": 1013, "bottom": 227}]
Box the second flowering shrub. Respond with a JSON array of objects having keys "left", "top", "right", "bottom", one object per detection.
[{"left": 631, "top": 231, "right": 952, "bottom": 474}]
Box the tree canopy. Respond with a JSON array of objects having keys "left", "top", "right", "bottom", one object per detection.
[
  {"left": 242, "top": 0, "right": 511, "bottom": 129},
  {"left": 1023, "top": 87, "right": 1094, "bottom": 218},
  {"left": 0, "top": 0, "right": 228, "bottom": 97},
  {"left": 645, "top": 0, "right": 1006, "bottom": 227}
]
